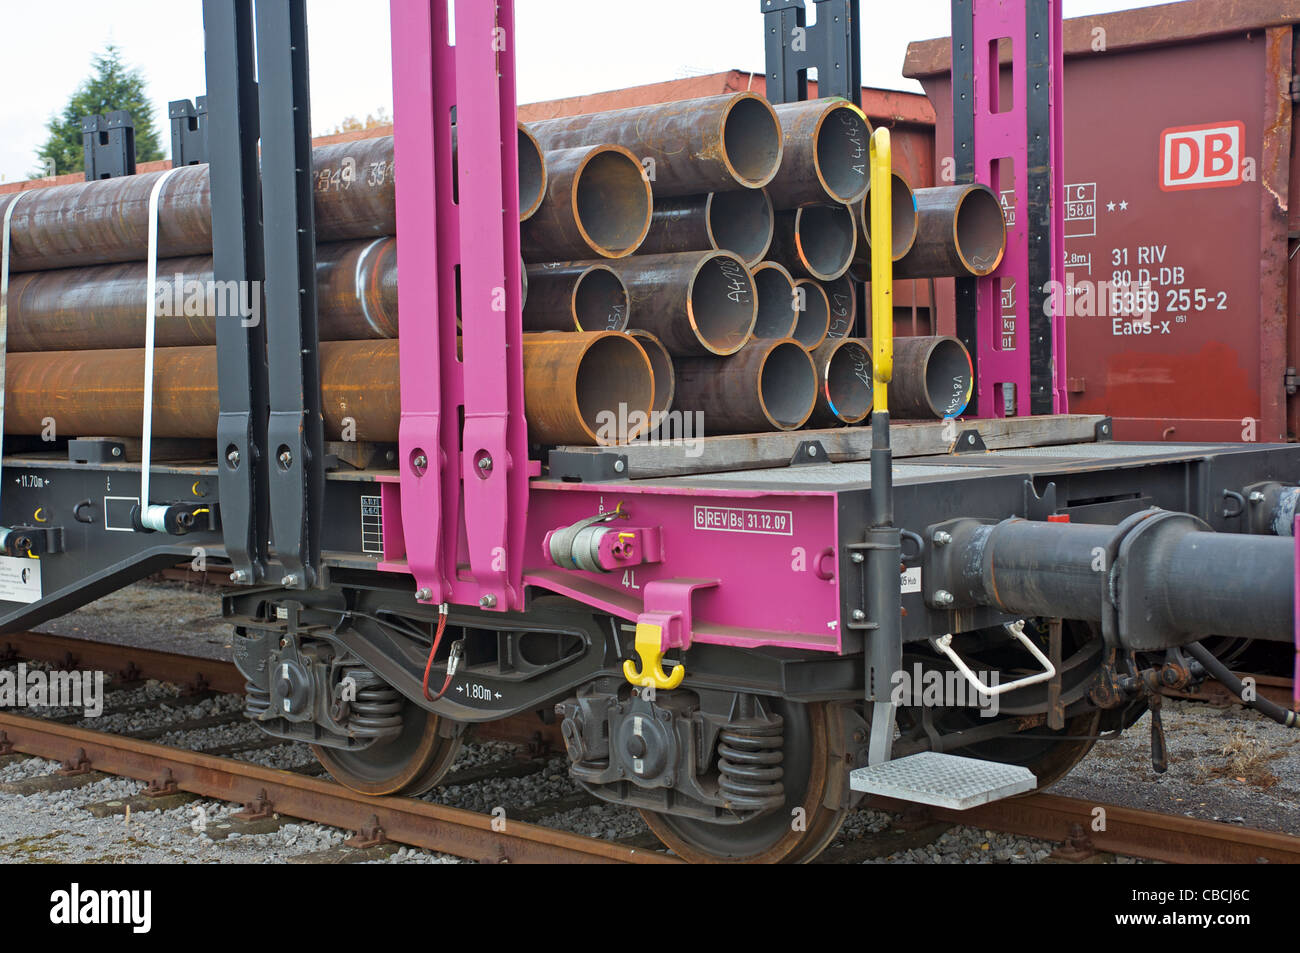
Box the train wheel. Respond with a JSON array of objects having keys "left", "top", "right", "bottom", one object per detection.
[
  {"left": 638, "top": 701, "right": 850, "bottom": 864},
  {"left": 312, "top": 701, "right": 461, "bottom": 797}
]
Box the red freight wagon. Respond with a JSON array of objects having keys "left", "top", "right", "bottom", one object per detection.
[{"left": 906, "top": 0, "right": 1300, "bottom": 442}]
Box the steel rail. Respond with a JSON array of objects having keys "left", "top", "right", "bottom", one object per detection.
[
  {"left": 0, "top": 630, "right": 245, "bottom": 694},
  {"left": 0, "top": 710, "right": 675, "bottom": 864},
  {"left": 869, "top": 792, "right": 1300, "bottom": 864}
]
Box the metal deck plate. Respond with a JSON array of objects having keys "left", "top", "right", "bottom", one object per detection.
[
  {"left": 987, "top": 443, "right": 1211, "bottom": 459},
  {"left": 849, "top": 752, "right": 1037, "bottom": 809},
  {"left": 663, "top": 462, "right": 990, "bottom": 486}
]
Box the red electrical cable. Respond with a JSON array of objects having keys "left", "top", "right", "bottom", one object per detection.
[{"left": 422, "top": 606, "right": 454, "bottom": 702}]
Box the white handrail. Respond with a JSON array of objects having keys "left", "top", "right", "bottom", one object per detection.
[{"left": 929, "top": 620, "right": 1057, "bottom": 698}]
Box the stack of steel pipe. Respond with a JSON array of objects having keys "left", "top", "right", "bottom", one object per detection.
[
  {"left": 524, "top": 94, "right": 998, "bottom": 433},
  {"left": 0, "top": 124, "right": 663, "bottom": 447},
  {"left": 1, "top": 92, "right": 1006, "bottom": 446}
]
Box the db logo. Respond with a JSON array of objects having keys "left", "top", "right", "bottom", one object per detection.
[{"left": 1160, "top": 121, "right": 1245, "bottom": 191}]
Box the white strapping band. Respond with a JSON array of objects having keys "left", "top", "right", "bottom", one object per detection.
[{"left": 140, "top": 167, "right": 184, "bottom": 532}]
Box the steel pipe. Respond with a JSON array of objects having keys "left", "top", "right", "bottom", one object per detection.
[
  {"left": 771, "top": 205, "right": 856, "bottom": 281},
  {"left": 3, "top": 334, "right": 653, "bottom": 447},
  {"left": 674, "top": 338, "right": 816, "bottom": 432},
  {"left": 851, "top": 171, "right": 918, "bottom": 269},
  {"left": 765, "top": 99, "right": 871, "bottom": 208},
  {"left": 820, "top": 274, "right": 857, "bottom": 339},
  {"left": 808, "top": 338, "right": 872, "bottom": 426},
  {"left": 894, "top": 184, "right": 1006, "bottom": 278},
  {"left": 791, "top": 278, "right": 830, "bottom": 349},
  {"left": 528, "top": 93, "right": 783, "bottom": 196},
  {"left": 636, "top": 190, "right": 773, "bottom": 266},
  {"left": 0, "top": 166, "right": 213, "bottom": 273},
  {"left": 452, "top": 124, "right": 549, "bottom": 222},
  {"left": 317, "top": 128, "right": 547, "bottom": 228},
  {"left": 309, "top": 137, "right": 400, "bottom": 241},
  {"left": 0, "top": 239, "right": 399, "bottom": 351},
  {"left": 517, "top": 124, "right": 548, "bottom": 221},
  {"left": 883, "top": 335, "right": 974, "bottom": 419},
  {"left": 523, "top": 263, "right": 630, "bottom": 332},
  {"left": 521, "top": 145, "right": 652, "bottom": 261},
  {"left": 5, "top": 346, "right": 220, "bottom": 440},
  {"left": 628, "top": 329, "right": 675, "bottom": 415},
  {"left": 749, "top": 261, "right": 798, "bottom": 339},
  {"left": 606, "top": 251, "right": 756, "bottom": 356},
  {"left": 519, "top": 332, "right": 655, "bottom": 445},
  {"left": 0, "top": 131, "right": 545, "bottom": 273}
]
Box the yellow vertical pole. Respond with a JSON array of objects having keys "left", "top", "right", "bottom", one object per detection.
[{"left": 868, "top": 128, "right": 893, "bottom": 413}]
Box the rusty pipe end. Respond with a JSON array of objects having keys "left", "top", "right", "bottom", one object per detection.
[
  {"left": 893, "top": 335, "right": 975, "bottom": 419},
  {"left": 756, "top": 338, "right": 818, "bottom": 431},
  {"left": 812, "top": 101, "right": 872, "bottom": 205},
  {"left": 954, "top": 184, "right": 1006, "bottom": 277},
  {"left": 628, "top": 329, "right": 675, "bottom": 415},
  {"left": 524, "top": 331, "right": 655, "bottom": 445},
  {"left": 788, "top": 205, "right": 857, "bottom": 281},
  {"left": 812, "top": 338, "right": 873, "bottom": 425},
  {"left": 518, "top": 124, "right": 548, "bottom": 222},
  {"left": 573, "top": 265, "right": 631, "bottom": 332},
  {"left": 750, "top": 261, "right": 798, "bottom": 339},
  {"left": 705, "top": 188, "right": 774, "bottom": 266},
  {"left": 792, "top": 279, "right": 831, "bottom": 350},
  {"left": 856, "top": 172, "right": 919, "bottom": 262},
  {"left": 688, "top": 251, "right": 758, "bottom": 355},
  {"left": 570, "top": 145, "right": 653, "bottom": 259},
  {"left": 719, "top": 93, "right": 784, "bottom": 190}
]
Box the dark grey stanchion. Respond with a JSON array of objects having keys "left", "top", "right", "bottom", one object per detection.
[
  {"left": 255, "top": 0, "right": 324, "bottom": 590},
  {"left": 760, "top": 0, "right": 862, "bottom": 107},
  {"left": 203, "top": 0, "right": 268, "bottom": 585}
]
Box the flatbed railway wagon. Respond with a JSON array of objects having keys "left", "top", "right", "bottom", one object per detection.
[{"left": 0, "top": 0, "right": 1296, "bottom": 863}]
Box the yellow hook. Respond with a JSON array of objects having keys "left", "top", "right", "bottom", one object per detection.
[{"left": 622, "top": 622, "right": 684, "bottom": 690}]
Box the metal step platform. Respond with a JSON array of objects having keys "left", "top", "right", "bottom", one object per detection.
[{"left": 849, "top": 752, "right": 1037, "bottom": 810}]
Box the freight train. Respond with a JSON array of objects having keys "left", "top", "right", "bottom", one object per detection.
[{"left": 0, "top": 0, "right": 1295, "bottom": 863}]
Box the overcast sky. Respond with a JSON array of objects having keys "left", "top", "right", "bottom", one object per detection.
[{"left": 0, "top": 0, "right": 1172, "bottom": 183}]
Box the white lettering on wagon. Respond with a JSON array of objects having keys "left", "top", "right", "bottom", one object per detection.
[{"left": 693, "top": 505, "right": 794, "bottom": 536}]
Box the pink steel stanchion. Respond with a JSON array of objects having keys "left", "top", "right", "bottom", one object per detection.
[
  {"left": 384, "top": 0, "right": 446, "bottom": 602},
  {"left": 384, "top": 0, "right": 528, "bottom": 611},
  {"left": 968, "top": 0, "right": 1065, "bottom": 417}
]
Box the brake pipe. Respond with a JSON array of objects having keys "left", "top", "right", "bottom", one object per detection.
[{"left": 1185, "top": 642, "right": 1299, "bottom": 728}]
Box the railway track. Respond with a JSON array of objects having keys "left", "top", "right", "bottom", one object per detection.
[
  {"left": 0, "top": 710, "right": 673, "bottom": 864},
  {"left": 1, "top": 628, "right": 1297, "bottom": 865},
  {"left": 839, "top": 795, "right": 1300, "bottom": 865}
]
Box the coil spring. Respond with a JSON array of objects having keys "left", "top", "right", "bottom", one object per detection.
[
  {"left": 341, "top": 665, "right": 404, "bottom": 739},
  {"left": 244, "top": 681, "right": 270, "bottom": 719},
  {"left": 717, "top": 716, "right": 785, "bottom": 812}
]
